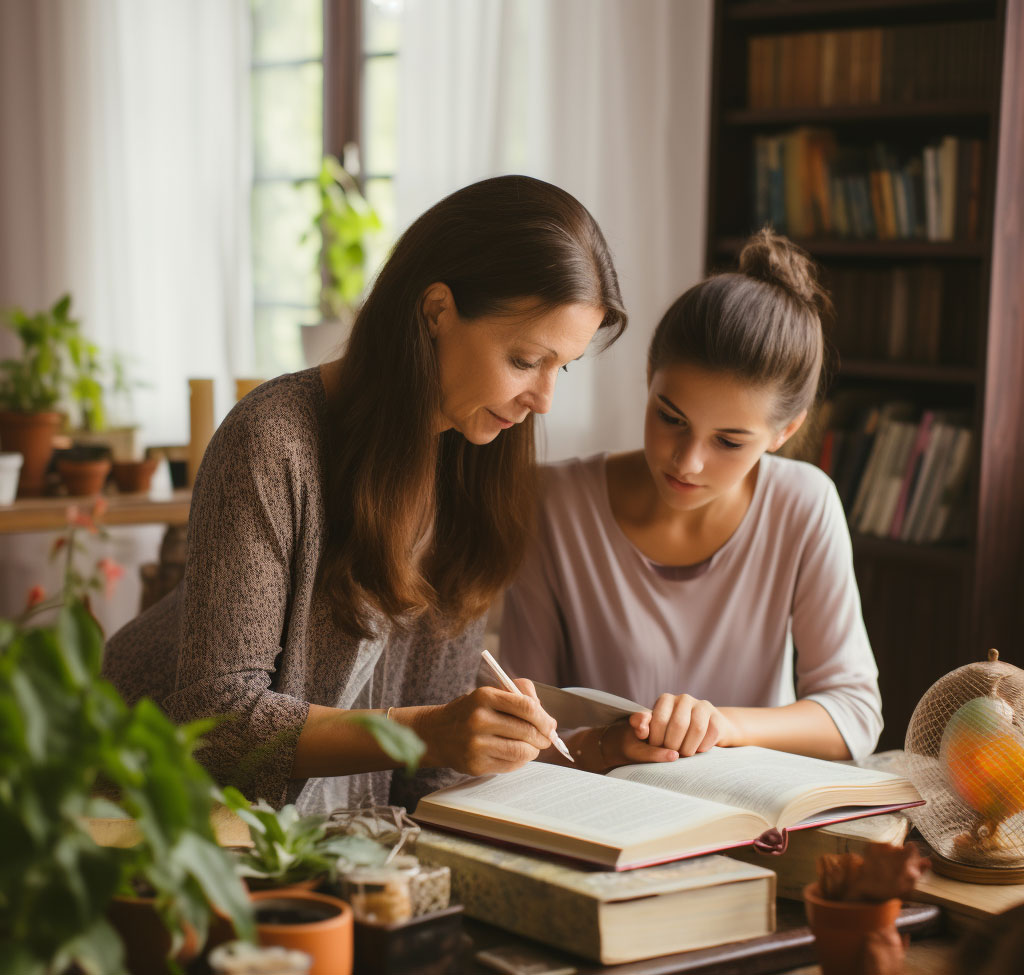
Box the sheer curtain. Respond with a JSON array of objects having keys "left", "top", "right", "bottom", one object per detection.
[
  {"left": 395, "top": 0, "right": 713, "bottom": 461},
  {"left": 0, "top": 0, "right": 252, "bottom": 631},
  {"left": 0, "top": 0, "right": 252, "bottom": 444}
]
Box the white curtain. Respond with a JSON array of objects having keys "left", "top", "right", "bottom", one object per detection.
[
  {"left": 395, "top": 0, "right": 713, "bottom": 461},
  {"left": 0, "top": 0, "right": 253, "bottom": 444},
  {"left": 0, "top": 0, "right": 251, "bottom": 632}
]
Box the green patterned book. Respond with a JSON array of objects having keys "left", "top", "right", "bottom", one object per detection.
[{"left": 414, "top": 829, "right": 776, "bottom": 964}]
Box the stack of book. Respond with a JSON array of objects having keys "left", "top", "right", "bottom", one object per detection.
[
  {"left": 747, "top": 21, "right": 996, "bottom": 109},
  {"left": 818, "top": 401, "right": 973, "bottom": 543},
  {"left": 753, "top": 129, "right": 985, "bottom": 242}
]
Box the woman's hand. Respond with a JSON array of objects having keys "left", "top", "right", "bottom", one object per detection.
[
  {"left": 408, "top": 679, "right": 557, "bottom": 776},
  {"left": 631, "top": 693, "right": 740, "bottom": 758}
]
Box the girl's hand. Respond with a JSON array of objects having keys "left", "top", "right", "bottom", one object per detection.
[
  {"left": 631, "top": 693, "right": 740, "bottom": 757},
  {"left": 411, "top": 680, "right": 556, "bottom": 776}
]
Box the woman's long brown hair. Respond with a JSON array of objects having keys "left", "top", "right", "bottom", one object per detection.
[{"left": 321, "top": 175, "right": 626, "bottom": 641}]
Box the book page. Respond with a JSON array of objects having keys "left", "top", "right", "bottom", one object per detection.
[
  {"left": 608, "top": 746, "right": 901, "bottom": 826},
  {"left": 418, "top": 762, "right": 745, "bottom": 847},
  {"left": 534, "top": 683, "right": 644, "bottom": 730}
]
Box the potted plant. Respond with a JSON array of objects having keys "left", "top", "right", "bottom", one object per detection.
[
  {"left": 0, "top": 501, "right": 255, "bottom": 975},
  {"left": 804, "top": 841, "right": 930, "bottom": 975},
  {"left": 221, "top": 719, "right": 424, "bottom": 975},
  {"left": 0, "top": 294, "right": 107, "bottom": 496},
  {"left": 299, "top": 149, "right": 381, "bottom": 367}
]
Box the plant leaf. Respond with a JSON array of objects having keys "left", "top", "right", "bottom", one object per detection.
[{"left": 348, "top": 713, "right": 426, "bottom": 773}]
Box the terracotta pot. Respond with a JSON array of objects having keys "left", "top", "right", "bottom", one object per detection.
[
  {"left": 57, "top": 457, "right": 111, "bottom": 496},
  {"left": 251, "top": 889, "right": 353, "bottom": 975},
  {"left": 107, "top": 894, "right": 201, "bottom": 975},
  {"left": 803, "top": 882, "right": 902, "bottom": 975},
  {"left": 111, "top": 457, "right": 159, "bottom": 493},
  {"left": 0, "top": 410, "right": 61, "bottom": 496}
]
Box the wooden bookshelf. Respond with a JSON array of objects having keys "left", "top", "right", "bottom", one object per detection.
[{"left": 707, "top": 0, "right": 1024, "bottom": 748}]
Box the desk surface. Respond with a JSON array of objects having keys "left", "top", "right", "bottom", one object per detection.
[
  {"left": 0, "top": 489, "right": 190, "bottom": 533},
  {"left": 458, "top": 899, "right": 948, "bottom": 975}
]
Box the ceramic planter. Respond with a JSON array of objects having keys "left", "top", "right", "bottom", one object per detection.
[
  {"left": 0, "top": 410, "right": 61, "bottom": 497},
  {"left": 251, "top": 889, "right": 353, "bottom": 975},
  {"left": 57, "top": 457, "right": 111, "bottom": 497},
  {"left": 803, "top": 882, "right": 902, "bottom": 975},
  {"left": 111, "top": 458, "right": 159, "bottom": 493}
]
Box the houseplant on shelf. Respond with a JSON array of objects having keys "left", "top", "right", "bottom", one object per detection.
[
  {"left": 0, "top": 500, "right": 255, "bottom": 975},
  {"left": 0, "top": 294, "right": 107, "bottom": 496},
  {"left": 299, "top": 149, "right": 381, "bottom": 367}
]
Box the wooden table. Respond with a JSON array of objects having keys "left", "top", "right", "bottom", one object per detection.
[{"left": 0, "top": 490, "right": 191, "bottom": 534}]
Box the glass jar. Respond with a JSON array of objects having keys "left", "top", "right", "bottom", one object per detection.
[{"left": 346, "top": 863, "right": 416, "bottom": 924}]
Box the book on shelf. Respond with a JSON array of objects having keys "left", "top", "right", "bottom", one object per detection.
[
  {"left": 848, "top": 402, "right": 915, "bottom": 530},
  {"left": 413, "top": 686, "right": 923, "bottom": 871},
  {"left": 821, "top": 402, "right": 972, "bottom": 544},
  {"left": 746, "top": 21, "right": 996, "bottom": 110},
  {"left": 727, "top": 812, "right": 911, "bottom": 901},
  {"left": 750, "top": 131, "right": 984, "bottom": 243},
  {"left": 414, "top": 829, "right": 776, "bottom": 964}
]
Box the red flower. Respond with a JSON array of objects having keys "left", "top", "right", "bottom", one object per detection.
[
  {"left": 25, "top": 585, "right": 46, "bottom": 610},
  {"left": 51, "top": 536, "right": 67, "bottom": 557},
  {"left": 96, "top": 557, "right": 124, "bottom": 598},
  {"left": 92, "top": 497, "right": 108, "bottom": 520}
]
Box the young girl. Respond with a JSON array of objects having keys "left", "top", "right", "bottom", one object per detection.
[{"left": 500, "top": 229, "right": 882, "bottom": 772}]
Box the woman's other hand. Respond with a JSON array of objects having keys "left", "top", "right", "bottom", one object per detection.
[
  {"left": 409, "top": 679, "right": 557, "bottom": 776},
  {"left": 631, "top": 693, "right": 740, "bottom": 757}
]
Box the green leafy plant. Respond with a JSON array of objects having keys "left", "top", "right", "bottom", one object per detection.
[
  {"left": 222, "top": 792, "right": 381, "bottom": 888},
  {"left": 0, "top": 293, "right": 109, "bottom": 429},
  {"left": 223, "top": 713, "right": 425, "bottom": 888},
  {"left": 0, "top": 504, "right": 254, "bottom": 975},
  {"left": 302, "top": 152, "right": 382, "bottom": 321}
]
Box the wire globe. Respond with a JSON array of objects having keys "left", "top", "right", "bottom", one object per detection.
[{"left": 903, "top": 649, "right": 1024, "bottom": 878}]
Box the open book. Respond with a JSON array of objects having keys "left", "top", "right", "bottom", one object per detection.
[{"left": 414, "top": 740, "right": 923, "bottom": 870}]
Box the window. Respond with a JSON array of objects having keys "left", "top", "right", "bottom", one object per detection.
[
  {"left": 249, "top": 0, "right": 400, "bottom": 378},
  {"left": 250, "top": 0, "right": 324, "bottom": 377},
  {"left": 361, "top": 0, "right": 402, "bottom": 275}
]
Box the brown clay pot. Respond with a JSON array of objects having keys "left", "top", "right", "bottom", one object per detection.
[
  {"left": 111, "top": 457, "right": 159, "bottom": 493},
  {"left": 251, "top": 889, "right": 353, "bottom": 975},
  {"left": 57, "top": 457, "right": 111, "bottom": 496},
  {"left": 107, "top": 894, "right": 201, "bottom": 975},
  {"left": 803, "top": 882, "right": 902, "bottom": 975},
  {"left": 0, "top": 410, "right": 61, "bottom": 497}
]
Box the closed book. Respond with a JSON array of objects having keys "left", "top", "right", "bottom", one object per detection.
[
  {"left": 834, "top": 406, "right": 880, "bottom": 512},
  {"left": 939, "top": 135, "right": 959, "bottom": 241},
  {"left": 728, "top": 812, "right": 910, "bottom": 901},
  {"left": 906, "top": 422, "right": 957, "bottom": 543},
  {"left": 889, "top": 411, "right": 934, "bottom": 539},
  {"left": 926, "top": 427, "right": 973, "bottom": 542},
  {"left": 414, "top": 830, "right": 777, "bottom": 964}
]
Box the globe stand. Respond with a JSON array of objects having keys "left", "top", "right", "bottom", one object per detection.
[{"left": 929, "top": 848, "right": 1024, "bottom": 885}]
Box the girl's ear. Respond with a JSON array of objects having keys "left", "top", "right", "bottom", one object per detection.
[
  {"left": 421, "top": 282, "right": 453, "bottom": 339},
  {"left": 770, "top": 409, "right": 808, "bottom": 452}
]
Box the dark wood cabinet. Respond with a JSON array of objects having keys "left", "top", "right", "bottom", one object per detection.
[{"left": 706, "top": 0, "right": 1024, "bottom": 748}]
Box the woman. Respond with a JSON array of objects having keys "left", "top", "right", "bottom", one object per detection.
[
  {"left": 501, "top": 229, "right": 882, "bottom": 771},
  {"left": 104, "top": 175, "right": 626, "bottom": 812}
]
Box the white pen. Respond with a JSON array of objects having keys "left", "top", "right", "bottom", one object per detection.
[{"left": 480, "top": 649, "right": 575, "bottom": 763}]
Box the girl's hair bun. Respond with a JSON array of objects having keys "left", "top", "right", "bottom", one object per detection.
[{"left": 739, "top": 228, "right": 832, "bottom": 316}]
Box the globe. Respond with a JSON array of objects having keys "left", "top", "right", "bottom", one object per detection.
[{"left": 904, "top": 649, "right": 1024, "bottom": 879}]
